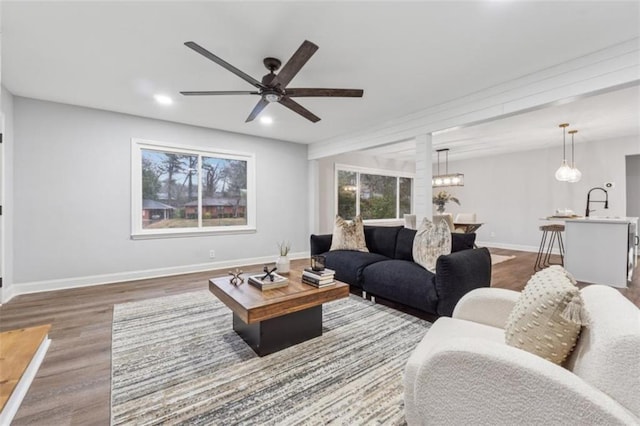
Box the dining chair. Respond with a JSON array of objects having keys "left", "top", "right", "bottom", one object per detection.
[{"left": 455, "top": 212, "right": 477, "bottom": 223}]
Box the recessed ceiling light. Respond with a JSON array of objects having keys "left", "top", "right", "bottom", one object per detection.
[
  {"left": 260, "top": 116, "right": 273, "bottom": 125},
  {"left": 154, "top": 94, "right": 173, "bottom": 105}
]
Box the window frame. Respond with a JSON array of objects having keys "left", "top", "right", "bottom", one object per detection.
[
  {"left": 334, "top": 163, "right": 415, "bottom": 223},
  {"left": 131, "top": 138, "right": 256, "bottom": 239}
]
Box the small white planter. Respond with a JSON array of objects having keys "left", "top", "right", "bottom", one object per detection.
[{"left": 276, "top": 255, "right": 290, "bottom": 274}]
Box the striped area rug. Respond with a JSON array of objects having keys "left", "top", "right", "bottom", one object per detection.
[{"left": 111, "top": 291, "right": 431, "bottom": 425}]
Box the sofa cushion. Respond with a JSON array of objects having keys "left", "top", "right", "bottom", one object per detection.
[
  {"left": 395, "top": 228, "right": 475, "bottom": 260},
  {"left": 435, "top": 248, "right": 492, "bottom": 317},
  {"left": 364, "top": 225, "right": 402, "bottom": 258},
  {"left": 330, "top": 215, "right": 368, "bottom": 252},
  {"left": 413, "top": 218, "right": 452, "bottom": 272},
  {"left": 322, "top": 250, "right": 388, "bottom": 288},
  {"left": 504, "top": 266, "right": 586, "bottom": 365},
  {"left": 310, "top": 234, "right": 332, "bottom": 256},
  {"left": 395, "top": 228, "right": 417, "bottom": 261},
  {"left": 451, "top": 233, "right": 475, "bottom": 252},
  {"left": 362, "top": 260, "right": 438, "bottom": 313}
]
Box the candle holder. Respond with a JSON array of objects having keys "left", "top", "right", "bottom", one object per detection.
[{"left": 311, "top": 255, "right": 326, "bottom": 272}]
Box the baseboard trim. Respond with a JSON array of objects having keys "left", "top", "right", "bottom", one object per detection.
[
  {"left": 5, "top": 251, "right": 310, "bottom": 303},
  {"left": 476, "top": 241, "right": 562, "bottom": 255},
  {"left": 2, "top": 241, "right": 568, "bottom": 303},
  {"left": 0, "top": 285, "right": 15, "bottom": 305}
]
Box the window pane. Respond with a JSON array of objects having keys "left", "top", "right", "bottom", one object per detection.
[
  {"left": 399, "top": 177, "right": 412, "bottom": 216},
  {"left": 141, "top": 150, "right": 198, "bottom": 229},
  {"left": 359, "top": 174, "right": 397, "bottom": 219},
  {"left": 337, "top": 170, "right": 357, "bottom": 219},
  {"left": 202, "top": 157, "right": 247, "bottom": 227}
]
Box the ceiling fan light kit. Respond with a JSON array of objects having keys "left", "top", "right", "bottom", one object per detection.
[
  {"left": 432, "top": 148, "right": 464, "bottom": 188},
  {"left": 180, "top": 40, "right": 363, "bottom": 123}
]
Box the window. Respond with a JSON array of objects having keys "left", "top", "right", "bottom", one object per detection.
[
  {"left": 335, "top": 165, "right": 413, "bottom": 221},
  {"left": 132, "top": 139, "right": 255, "bottom": 238}
]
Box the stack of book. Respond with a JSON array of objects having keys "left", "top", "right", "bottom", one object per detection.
[
  {"left": 302, "top": 268, "right": 336, "bottom": 288},
  {"left": 248, "top": 273, "right": 289, "bottom": 291}
]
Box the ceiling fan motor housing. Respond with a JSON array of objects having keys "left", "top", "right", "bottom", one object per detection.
[{"left": 263, "top": 57, "right": 282, "bottom": 72}]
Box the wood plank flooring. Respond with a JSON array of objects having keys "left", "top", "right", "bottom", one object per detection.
[{"left": 0, "top": 250, "right": 638, "bottom": 425}]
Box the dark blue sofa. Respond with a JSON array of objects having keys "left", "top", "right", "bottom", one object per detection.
[{"left": 310, "top": 226, "right": 491, "bottom": 317}]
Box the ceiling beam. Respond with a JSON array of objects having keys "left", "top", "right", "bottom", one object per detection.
[{"left": 308, "top": 38, "right": 640, "bottom": 160}]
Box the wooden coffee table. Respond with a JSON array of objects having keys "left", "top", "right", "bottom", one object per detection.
[{"left": 208, "top": 267, "right": 349, "bottom": 356}]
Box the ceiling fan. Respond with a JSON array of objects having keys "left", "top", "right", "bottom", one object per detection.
[{"left": 180, "top": 40, "right": 364, "bottom": 123}]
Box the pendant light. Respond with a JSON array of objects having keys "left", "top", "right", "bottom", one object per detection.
[
  {"left": 567, "top": 129, "right": 582, "bottom": 183},
  {"left": 554, "top": 123, "right": 572, "bottom": 181},
  {"left": 432, "top": 148, "right": 464, "bottom": 187}
]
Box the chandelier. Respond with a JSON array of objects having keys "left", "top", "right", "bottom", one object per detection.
[{"left": 432, "top": 148, "right": 464, "bottom": 187}]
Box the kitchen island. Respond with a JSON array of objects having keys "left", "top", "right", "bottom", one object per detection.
[{"left": 564, "top": 216, "right": 638, "bottom": 288}]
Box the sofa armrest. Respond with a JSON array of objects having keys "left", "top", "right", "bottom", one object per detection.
[
  {"left": 434, "top": 247, "right": 491, "bottom": 317},
  {"left": 407, "top": 338, "right": 638, "bottom": 425},
  {"left": 452, "top": 287, "right": 520, "bottom": 329},
  {"left": 310, "top": 234, "right": 332, "bottom": 256}
]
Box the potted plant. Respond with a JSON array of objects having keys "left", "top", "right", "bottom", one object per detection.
[
  {"left": 276, "top": 240, "right": 291, "bottom": 274},
  {"left": 432, "top": 191, "right": 460, "bottom": 213}
]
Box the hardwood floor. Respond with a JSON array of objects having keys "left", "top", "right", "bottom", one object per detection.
[{"left": 1, "top": 250, "right": 638, "bottom": 425}]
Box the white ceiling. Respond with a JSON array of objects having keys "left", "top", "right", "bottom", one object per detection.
[
  {"left": 359, "top": 84, "right": 640, "bottom": 162},
  {"left": 2, "top": 1, "right": 639, "bottom": 149}
]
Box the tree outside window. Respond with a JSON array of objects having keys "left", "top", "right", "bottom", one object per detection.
[
  {"left": 133, "top": 139, "right": 255, "bottom": 237},
  {"left": 336, "top": 167, "right": 413, "bottom": 220}
]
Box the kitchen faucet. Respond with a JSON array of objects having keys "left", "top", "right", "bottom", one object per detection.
[{"left": 585, "top": 187, "right": 609, "bottom": 217}]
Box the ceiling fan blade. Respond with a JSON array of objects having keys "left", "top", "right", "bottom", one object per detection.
[
  {"left": 180, "top": 91, "right": 260, "bottom": 96},
  {"left": 273, "top": 40, "right": 319, "bottom": 88},
  {"left": 184, "top": 41, "right": 265, "bottom": 90},
  {"left": 245, "top": 98, "right": 270, "bottom": 122},
  {"left": 286, "top": 88, "right": 364, "bottom": 98},
  {"left": 278, "top": 97, "right": 320, "bottom": 123}
]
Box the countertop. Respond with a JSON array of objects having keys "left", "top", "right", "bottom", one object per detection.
[
  {"left": 565, "top": 216, "right": 638, "bottom": 224},
  {"left": 542, "top": 216, "right": 638, "bottom": 224}
]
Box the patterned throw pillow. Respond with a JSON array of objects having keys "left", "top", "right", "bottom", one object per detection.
[
  {"left": 504, "top": 266, "right": 588, "bottom": 365},
  {"left": 329, "top": 215, "right": 369, "bottom": 252},
  {"left": 412, "top": 218, "right": 452, "bottom": 272}
]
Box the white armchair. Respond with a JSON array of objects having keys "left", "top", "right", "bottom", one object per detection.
[{"left": 404, "top": 285, "right": 640, "bottom": 425}]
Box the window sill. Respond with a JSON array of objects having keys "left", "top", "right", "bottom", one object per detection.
[{"left": 131, "top": 227, "right": 257, "bottom": 240}]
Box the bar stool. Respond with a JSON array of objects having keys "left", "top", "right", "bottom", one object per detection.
[{"left": 534, "top": 224, "right": 565, "bottom": 271}]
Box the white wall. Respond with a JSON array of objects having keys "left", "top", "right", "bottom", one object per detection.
[
  {"left": 437, "top": 135, "right": 640, "bottom": 251},
  {"left": 627, "top": 154, "right": 640, "bottom": 218},
  {"left": 1, "top": 86, "right": 15, "bottom": 302},
  {"left": 317, "top": 152, "right": 415, "bottom": 233},
  {"left": 11, "top": 97, "right": 309, "bottom": 292}
]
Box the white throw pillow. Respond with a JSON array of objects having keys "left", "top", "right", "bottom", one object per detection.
[
  {"left": 504, "top": 266, "right": 587, "bottom": 365},
  {"left": 329, "top": 215, "right": 369, "bottom": 252},
  {"left": 412, "top": 218, "right": 451, "bottom": 272}
]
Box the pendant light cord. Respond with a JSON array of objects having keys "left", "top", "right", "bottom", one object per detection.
[
  {"left": 571, "top": 131, "right": 574, "bottom": 166},
  {"left": 563, "top": 126, "right": 566, "bottom": 160},
  {"left": 569, "top": 129, "right": 578, "bottom": 167},
  {"left": 445, "top": 150, "right": 449, "bottom": 174},
  {"left": 559, "top": 123, "right": 569, "bottom": 162}
]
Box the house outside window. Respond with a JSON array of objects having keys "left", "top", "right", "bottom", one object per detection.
[
  {"left": 335, "top": 164, "right": 414, "bottom": 221},
  {"left": 131, "top": 138, "right": 256, "bottom": 238}
]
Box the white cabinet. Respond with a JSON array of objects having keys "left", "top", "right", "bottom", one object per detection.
[{"left": 564, "top": 217, "right": 638, "bottom": 288}]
